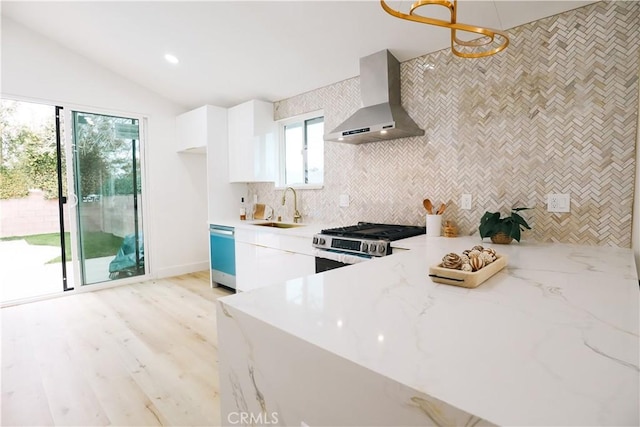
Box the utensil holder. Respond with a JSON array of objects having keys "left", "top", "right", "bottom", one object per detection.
[{"left": 426, "top": 214, "right": 442, "bottom": 237}]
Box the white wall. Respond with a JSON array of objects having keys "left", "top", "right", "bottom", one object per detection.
[{"left": 1, "top": 17, "right": 209, "bottom": 278}]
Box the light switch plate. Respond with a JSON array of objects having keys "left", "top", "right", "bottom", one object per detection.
[
  {"left": 547, "top": 193, "right": 570, "bottom": 212},
  {"left": 461, "top": 194, "right": 472, "bottom": 210}
]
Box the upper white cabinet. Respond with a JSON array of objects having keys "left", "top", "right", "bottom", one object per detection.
[
  {"left": 176, "top": 106, "right": 208, "bottom": 154},
  {"left": 228, "top": 99, "right": 277, "bottom": 183}
]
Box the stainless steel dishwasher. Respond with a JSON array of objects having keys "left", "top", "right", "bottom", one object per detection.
[{"left": 209, "top": 224, "right": 236, "bottom": 290}]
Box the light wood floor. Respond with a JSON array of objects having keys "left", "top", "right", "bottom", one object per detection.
[{"left": 1, "top": 271, "right": 233, "bottom": 426}]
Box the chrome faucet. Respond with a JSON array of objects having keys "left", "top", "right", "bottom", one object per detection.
[{"left": 282, "top": 187, "right": 302, "bottom": 223}]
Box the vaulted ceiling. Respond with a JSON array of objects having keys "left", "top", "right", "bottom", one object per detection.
[{"left": 1, "top": 1, "right": 596, "bottom": 109}]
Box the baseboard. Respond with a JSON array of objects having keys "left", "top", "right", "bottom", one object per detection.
[{"left": 156, "top": 261, "right": 209, "bottom": 279}]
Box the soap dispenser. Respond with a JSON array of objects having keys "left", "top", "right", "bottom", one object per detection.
[{"left": 239, "top": 197, "right": 247, "bottom": 221}]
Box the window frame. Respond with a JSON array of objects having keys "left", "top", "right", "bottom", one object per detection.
[{"left": 276, "top": 109, "right": 324, "bottom": 190}]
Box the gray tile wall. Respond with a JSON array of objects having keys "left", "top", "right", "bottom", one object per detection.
[{"left": 250, "top": 1, "right": 639, "bottom": 247}]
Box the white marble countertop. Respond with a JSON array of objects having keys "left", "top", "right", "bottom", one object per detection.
[
  {"left": 209, "top": 218, "right": 332, "bottom": 238},
  {"left": 220, "top": 236, "right": 639, "bottom": 426}
]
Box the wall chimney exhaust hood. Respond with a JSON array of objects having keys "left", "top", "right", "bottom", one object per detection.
[{"left": 325, "top": 49, "right": 424, "bottom": 144}]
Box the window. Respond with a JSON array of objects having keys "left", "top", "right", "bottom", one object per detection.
[{"left": 278, "top": 111, "right": 324, "bottom": 188}]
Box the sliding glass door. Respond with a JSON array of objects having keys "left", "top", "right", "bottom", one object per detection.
[
  {"left": 0, "top": 102, "right": 148, "bottom": 302},
  {"left": 71, "top": 111, "right": 145, "bottom": 285}
]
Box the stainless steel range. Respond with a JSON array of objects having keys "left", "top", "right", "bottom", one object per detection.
[{"left": 313, "top": 222, "right": 425, "bottom": 272}]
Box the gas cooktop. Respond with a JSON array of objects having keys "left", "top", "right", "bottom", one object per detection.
[{"left": 320, "top": 222, "right": 426, "bottom": 241}]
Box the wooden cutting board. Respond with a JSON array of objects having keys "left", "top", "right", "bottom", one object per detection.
[{"left": 253, "top": 203, "right": 266, "bottom": 220}]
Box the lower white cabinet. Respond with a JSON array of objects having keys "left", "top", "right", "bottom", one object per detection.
[
  {"left": 235, "top": 241, "right": 259, "bottom": 291},
  {"left": 235, "top": 229, "right": 315, "bottom": 292}
]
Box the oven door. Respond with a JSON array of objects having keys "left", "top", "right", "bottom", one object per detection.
[
  {"left": 316, "top": 257, "right": 349, "bottom": 273},
  {"left": 313, "top": 249, "right": 371, "bottom": 273}
]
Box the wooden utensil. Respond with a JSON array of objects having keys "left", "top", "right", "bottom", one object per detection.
[
  {"left": 423, "top": 199, "right": 433, "bottom": 214},
  {"left": 436, "top": 203, "right": 446, "bottom": 215}
]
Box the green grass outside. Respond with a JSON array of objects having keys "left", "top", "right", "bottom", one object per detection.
[{"left": 0, "top": 231, "right": 123, "bottom": 263}]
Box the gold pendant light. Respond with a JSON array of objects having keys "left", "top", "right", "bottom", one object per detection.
[{"left": 380, "top": 0, "right": 509, "bottom": 58}]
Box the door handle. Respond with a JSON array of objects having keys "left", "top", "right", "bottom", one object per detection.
[{"left": 67, "top": 193, "right": 79, "bottom": 207}]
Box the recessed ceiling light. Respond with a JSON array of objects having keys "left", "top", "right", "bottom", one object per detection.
[{"left": 164, "top": 53, "right": 179, "bottom": 64}]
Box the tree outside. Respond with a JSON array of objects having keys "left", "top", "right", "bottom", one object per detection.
[
  {"left": 73, "top": 112, "right": 141, "bottom": 200},
  {"left": 0, "top": 99, "right": 60, "bottom": 199},
  {"left": 1, "top": 101, "right": 140, "bottom": 201}
]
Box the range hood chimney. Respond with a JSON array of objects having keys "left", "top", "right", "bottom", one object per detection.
[{"left": 325, "top": 49, "right": 424, "bottom": 144}]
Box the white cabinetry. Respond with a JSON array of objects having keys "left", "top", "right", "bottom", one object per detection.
[
  {"left": 228, "top": 100, "right": 276, "bottom": 183},
  {"left": 235, "top": 228, "right": 315, "bottom": 292},
  {"left": 175, "top": 104, "right": 248, "bottom": 221},
  {"left": 175, "top": 104, "right": 247, "bottom": 219},
  {"left": 176, "top": 105, "right": 208, "bottom": 153}
]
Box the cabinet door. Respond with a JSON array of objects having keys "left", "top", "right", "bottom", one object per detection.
[
  {"left": 236, "top": 243, "right": 315, "bottom": 292},
  {"left": 227, "top": 102, "right": 252, "bottom": 182},
  {"left": 254, "top": 246, "right": 282, "bottom": 290},
  {"left": 228, "top": 100, "right": 276, "bottom": 183},
  {"left": 285, "top": 252, "right": 315, "bottom": 281},
  {"left": 176, "top": 106, "right": 207, "bottom": 153},
  {"left": 235, "top": 241, "right": 259, "bottom": 292},
  {"left": 257, "top": 247, "right": 315, "bottom": 290},
  {"left": 250, "top": 101, "right": 277, "bottom": 181}
]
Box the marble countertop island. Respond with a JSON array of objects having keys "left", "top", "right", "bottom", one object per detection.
[{"left": 217, "top": 236, "right": 639, "bottom": 426}]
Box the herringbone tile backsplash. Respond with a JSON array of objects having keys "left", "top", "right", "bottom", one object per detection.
[{"left": 250, "top": 1, "right": 639, "bottom": 247}]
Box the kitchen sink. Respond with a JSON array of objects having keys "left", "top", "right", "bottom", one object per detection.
[{"left": 253, "top": 222, "right": 305, "bottom": 229}]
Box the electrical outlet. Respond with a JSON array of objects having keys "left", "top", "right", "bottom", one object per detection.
[
  {"left": 339, "top": 194, "right": 350, "bottom": 207},
  {"left": 461, "top": 194, "right": 472, "bottom": 210},
  {"left": 547, "top": 193, "right": 570, "bottom": 212}
]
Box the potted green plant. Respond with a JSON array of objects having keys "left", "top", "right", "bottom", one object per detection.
[{"left": 479, "top": 207, "right": 531, "bottom": 244}]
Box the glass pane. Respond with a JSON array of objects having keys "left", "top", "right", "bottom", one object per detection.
[
  {"left": 284, "top": 123, "right": 304, "bottom": 185},
  {"left": 73, "top": 112, "right": 144, "bottom": 285},
  {"left": 306, "top": 117, "right": 324, "bottom": 185}
]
